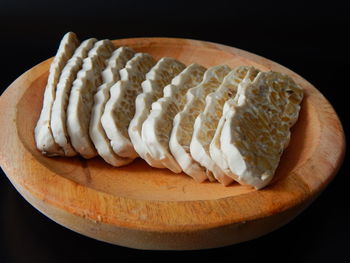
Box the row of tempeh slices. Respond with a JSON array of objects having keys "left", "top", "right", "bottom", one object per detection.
[{"left": 35, "top": 32, "right": 304, "bottom": 189}]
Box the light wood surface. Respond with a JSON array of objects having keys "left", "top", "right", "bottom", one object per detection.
[{"left": 0, "top": 38, "right": 345, "bottom": 250}]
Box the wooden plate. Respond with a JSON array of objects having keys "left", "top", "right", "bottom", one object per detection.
[{"left": 0, "top": 38, "right": 345, "bottom": 250}]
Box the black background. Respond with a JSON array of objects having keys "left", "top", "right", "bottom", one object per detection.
[{"left": 1, "top": 0, "right": 349, "bottom": 262}]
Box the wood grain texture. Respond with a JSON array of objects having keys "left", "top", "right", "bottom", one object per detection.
[{"left": 0, "top": 38, "right": 345, "bottom": 250}]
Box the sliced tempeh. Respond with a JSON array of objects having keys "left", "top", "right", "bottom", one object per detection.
[
  {"left": 101, "top": 53, "right": 156, "bottom": 159},
  {"left": 128, "top": 57, "right": 186, "bottom": 168},
  {"left": 73, "top": 38, "right": 98, "bottom": 58},
  {"left": 191, "top": 66, "right": 259, "bottom": 185},
  {"left": 67, "top": 39, "right": 115, "bottom": 158},
  {"left": 89, "top": 47, "right": 136, "bottom": 166},
  {"left": 88, "top": 40, "right": 115, "bottom": 62},
  {"left": 221, "top": 71, "right": 303, "bottom": 189},
  {"left": 100, "top": 47, "right": 135, "bottom": 84},
  {"left": 34, "top": 32, "right": 80, "bottom": 156},
  {"left": 51, "top": 38, "right": 97, "bottom": 156},
  {"left": 209, "top": 67, "right": 260, "bottom": 184},
  {"left": 169, "top": 65, "right": 231, "bottom": 182},
  {"left": 142, "top": 64, "right": 206, "bottom": 173}
]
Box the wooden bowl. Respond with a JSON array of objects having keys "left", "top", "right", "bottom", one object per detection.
[{"left": 0, "top": 38, "right": 345, "bottom": 250}]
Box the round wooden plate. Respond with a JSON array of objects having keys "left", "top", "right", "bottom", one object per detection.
[{"left": 0, "top": 38, "right": 345, "bottom": 250}]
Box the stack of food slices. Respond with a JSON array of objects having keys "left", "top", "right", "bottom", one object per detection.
[{"left": 35, "top": 32, "right": 304, "bottom": 189}]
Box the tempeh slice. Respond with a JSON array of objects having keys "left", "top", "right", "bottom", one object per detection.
[
  {"left": 221, "top": 71, "right": 303, "bottom": 189},
  {"left": 191, "top": 66, "right": 259, "bottom": 185},
  {"left": 89, "top": 47, "right": 135, "bottom": 166},
  {"left": 169, "top": 65, "right": 231, "bottom": 182},
  {"left": 101, "top": 53, "right": 156, "bottom": 159},
  {"left": 142, "top": 64, "right": 206, "bottom": 173},
  {"left": 51, "top": 38, "right": 97, "bottom": 156},
  {"left": 67, "top": 40, "right": 115, "bottom": 158},
  {"left": 208, "top": 67, "right": 260, "bottom": 185},
  {"left": 128, "top": 58, "right": 185, "bottom": 168},
  {"left": 34, "top": 32, "right": 79, "bottom": 156}
]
